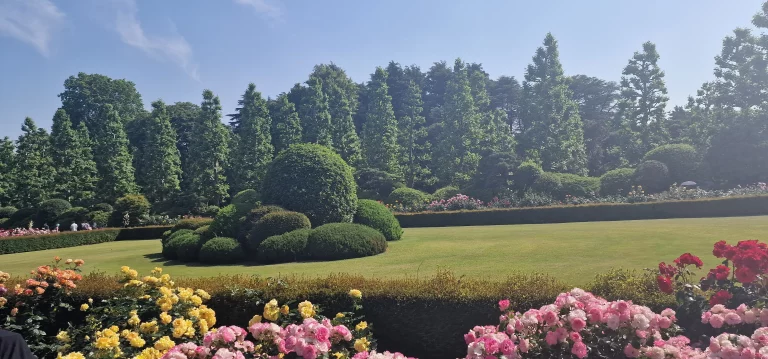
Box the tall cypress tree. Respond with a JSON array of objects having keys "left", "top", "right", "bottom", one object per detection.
[
  {"left": 188, "top": 90, "right": 230, "bottom": 206},
  {"left": 138, "top": 100, "right": 182, "bottom": 203},
  {"left": 519, "top": 33, "right": 588, "bottom": 174},
  {"left": 228, "top": 83, "right": 274, "bottom": 193},
  {"left": 167, "top": 102, "right": 201, "bottom": 192},
  {"left": 93, "top": 105, "right": 138, "bottom": 202},
  {"left": 397, "top": 79, "right": 431, "bottom": 187},
  {"left": 299, "top": 77, "right": 333, "bottom": 146},
  {"left": 468, "top": 65, "right": 516, "bottom": 155},
  {"left": 269, "top": 93, "right": 302, "bottom": 155},
  {"left": 14, "top": 118, "right": 56, "bottom": 207},
  {"left": 326, "top": 81, "right": 362, "bottom": 166},
  {"left": 362, "top": 67, "right": 400, "bottom": 175},
  {"left": 50, "top": 109, "right": 98, "bottom": 203},
  {"left": 0, "top": 137, "right": 15, "bottom": 206},
  {"left": 433, "top": 59, "right": 482, "bottom": 186}
]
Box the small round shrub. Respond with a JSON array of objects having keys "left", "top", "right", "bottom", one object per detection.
[
  {"left": 644, "top": 144, "right": 699, "bottom": 184},
  {"left": 92, "top": 203, "right": 113, "bottom": 213},
  {"left": 261, "top": 143, "right": 357, "bottom": 226},
  {"left": 532, "top": 172, "right": 562, "bottom": 195},
  {"left": 87, "top": 211, "right": 109, "bottom": 228},
  {"left": 247, "top": 211, "right": 311, "bottom": 252},
  {"left": 57, "top": 207, "right": 89, "bottom": 228},
  {"left": 600, "top": 168, "right": 636, "bottom": 196},
  {"left": 635, "top": 160, "right": 671, "bottom": 193},
  {"left": 172, "top": 218, "right": 214, "bottom": 231},
  {"left": 388, "top": 187, "right": 430, "bottom": 208},
  {"left": 432, "top": 186, "right": 460, "bottom": 201},
  {"left": 513, "top": 161, "right": 543, "bottom": 192},
  {"left": 194, "top": 225, "right": 214, "bottom": 242},
  {"left": 37, "top": 199, "right": 72, "bottom": 227},
  {"left": 555, "top": 173, "right": 600, "bottom": 198},
  {"left": 353, "top": 199, "right": 402, "bottom": 241},
  {"left": 162, "top": 235, "right": 187, "bottom": 260},
  {"left": 305, "top": 223, "right": 387, "bottom": 261},
  {"left": 164, "top": 229, "right": 194, "bottom": 246},
  {"left": 0, "top": 206, "right": 17, "bottom": 219},
  {"left": 199, "top": 237, "right": 245, "bottom": 264},
  {"left": 111, "top": 194, "right": 151, "bottom": 227},
  {"left": 257, "top": 229, "right": 312, "bottom": 264},
  {"left": 175, "top": 233, "right": 204, "bottom": 262},
  {"left": 231, "top": 189, "right": 261, "bottom": 214},
  {"left": 210, "top": 204, "right": 242, "bottom": 238},
  {"left": 239, "top": 205, "right": 286, "bottom": 241}
]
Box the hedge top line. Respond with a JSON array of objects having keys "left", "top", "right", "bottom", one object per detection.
[{"left": 0, "top": 225, "right": 172, "bottom": 242}]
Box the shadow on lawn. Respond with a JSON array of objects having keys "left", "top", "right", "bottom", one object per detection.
[{"left": 142, "top": 253, "right": 261, "bottom": 268}]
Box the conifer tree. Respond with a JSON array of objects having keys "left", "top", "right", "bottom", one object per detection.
[
  {"left": 299, "top": 77, "right": 333, "bottom": 146},
  {"left": 269, "top": 93, "right": 302, "bottom": 155},
  {"left": 519, "top": 33, "right": 588, "bottom": 174},
  {"left": 138, "top": 100, "right": 182, "bottom": 203},
  {"left": 326, "top": 81, "right": 362, "bottom": 166},
  {"left": 0, "top": 137, "right": 14, "bottom": 206},
  {"left": 92, "top": 105, "right": 138, "bottom": 202},
  {"left": 50, "top": 109, "right": 98, "bottom": 203},
  {"left": 228, "top": 84, "right": 274, "bottom": 193},
  {"left": 188, "top": 90, "right": 230, "bottom": 205},
  {"left": 397, "top": 79, "right": 431, "bottom": 187},
  {"left": 14, "top": 118, "right": 56, "bottom": 207},
  {"left": 362, "top": 67, "right": 400, "bottom": 175}
]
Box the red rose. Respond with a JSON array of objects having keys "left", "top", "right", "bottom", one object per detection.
[
  {"left": 713, "top": 241, "right": 730, "bottom": 258},
  {"left": 674, "top": 253, "right": 704, "bottom": 268},
  {"left": 657, "top": 275, "right": 674, "bottom": 294},
  {"left": 709, "top": 290, "right": 733, "bottom": 307},
  {"left": 735, "top": 267, "right": 758, "bottom": 283},
  {"left": 658, "top": 262, "right": 677, "bottom": 277},
  {"left": 708, "top": 265, "right": 730, "bottom": 281}
]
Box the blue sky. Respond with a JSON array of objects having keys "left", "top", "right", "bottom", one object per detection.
[{"left": 0, "top": 0, "right": 762, "bottom": 140}]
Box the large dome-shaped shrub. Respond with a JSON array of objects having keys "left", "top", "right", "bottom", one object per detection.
[
  {"left": 91, "top": 203, "right": 113, "bottom": 213},
  {"left": 554, "top": 173, "right": 600, "bottom": 198},
  {"left": 354, "top": 199, "right": 403, "bottom": 241},
  {"left": 257, "top": 229, "right": 312, "bottom": 264},
  {"left": 432, "top": 186, "right": 460, "bottom": 201},
  {"left": 246, "top": 211, "right": 311, "bottom": 253},
  {"left": 644, "top": 144, "right": 699, "bottom": 183},
  {"left": 532, "top": 172, "right": 562, "bottom": 195},
  {"left": 87, "top": 211, "right": 109, "bottom": 228},
  {"left": 388, "top": 188, "right": 430, "bottom": 208},
  {"left": 163, "top": 229, "right": 194, "bottom": 246},
  {"left": 36, "top": 199, "right": 72, "bottom": 227},
  {"left": 110, "top": 194, "right": 151, "bottom": 227},
  {"left": 261, "top": 144, "right": 357, "bottom": 226},
  {"left": 194, "top": 225, "right": 214, "bottom": 241},
  {"left": 513, "top": 161, "right": 543, "bottom": 192},
  {"left": 600, "top": 168, "right": 636, "bottom": 195},
  {"left": 305, "top": 223, "right": 387, "bottom": 261},
  {"left": 239, "top": 205, "right": 286, "bottom": 242},
  {"left": 199, "top": 237, "right": 245, "bottom": 264},
  {"left": 635, "top": 160, "right": 670, "bottom": 193}
]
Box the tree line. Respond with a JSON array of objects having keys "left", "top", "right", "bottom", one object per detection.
[{"left": 2, "top": 1, "right": 768, "bottom": 211}]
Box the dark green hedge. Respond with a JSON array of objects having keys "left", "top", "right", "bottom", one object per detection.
[
  {"left": 395, "top": 195, "right": 768, "bottom": 228},
  {"left": 0, "top": 225, "right": 172, "bottom": 254}
]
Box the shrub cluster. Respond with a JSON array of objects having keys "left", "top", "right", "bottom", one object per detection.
[
  {"left": 257, "top": 228, "right": 312, "bottom": 264},
  {"left": 353, "top": 199, "right": 403, "bottom": 241},
  {"left": 199, "top": 237, "right": 245, "bottom": 264},
  {"left": 305, "top": 223, "right": 387, "bottom": 261},
  {"left": 230, "top": 189, "right": 261, "bottom": 213},
  {"left": 172, "top": 217, "right": 214, "bottom": 231},
  {"left": 109, "top": 194, "right": 151, "bottom": 227},
  {"left": 388, "top": 187, "right": 431, "bottom": 208},
  {"left": 246, "top": 211, "right": 311, "bottom": 252},
  {"left": 600, "top": 168, "right": 636, "bottom": 195}
]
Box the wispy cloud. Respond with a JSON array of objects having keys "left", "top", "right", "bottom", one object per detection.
[
  {"left": 114, "top": 0, "right": 199, "bottom": 81},
  {"left": 0, "top": 0, "right": 65, "bottom": 56},
  {"left": 233, "top": 0, "right": 281, "bottom": 20}
]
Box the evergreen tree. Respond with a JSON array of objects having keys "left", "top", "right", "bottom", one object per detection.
[
  {"left": 397, "top": 79, "right": 431, "bottom": 188},
  {"left": 616, "top": 41, "right": 669, "bottom": 163},
  {"left": 59, "top": 72, "right": 144, "bottom": 131},
  {"left": 227, "top": 83, "right": 274, "bottom": 193},
  {"left": 188, "top": 90, "right": 230, "bottom": 206},
  {"left": 489, "top": 75, "right": 522, "bottom": 130},
  {"left": 362, "top": 67, "right": 400, "bottom": 175},
  {"left": 167, "top": 102, "right": 201, "bottom": 191},
  {"left": 433, "top": 59, "right": 482, "bottom": 186},
  {"left": 50, "top": 109, "right": 98, "bottom": 203},
  {"left": 468, "top": 64, "right": 516, "bottom": 155},
  {"left": 326, "top": 81, "right": 362, "bottom": 165},
  {"left": 269, "top": 93, "right": 302, "bottom": 155},
  {"left": 92, "top": 105, "right": 138, "bottom": 202},
  {"left": 423, "top": 61, "right": 452, "bottom": 127},
  {"left": 0, "top": 137, "right": 15, "bottom": 206},
  {"left": 138, "top": 100, "right": 182, "bottom": 203},
  {"left": 299, "top": 77, "right": 333, "bottom": 146},
  {"left": 14, "top": 118, "right": 56, "bottom": 207},
  {"left": 568, "top": 75, "right": 620, "bottom": 175},
  {"left": 519, "top": 33, "right": 588, "bottom": 174}
]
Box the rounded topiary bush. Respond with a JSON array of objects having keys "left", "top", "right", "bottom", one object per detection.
[
  {"left": 261, "top": 143, "right": 357, "bottom": 226},
  {"left": 162, "top": 234, "right": 190, "bottom": 260},
  {"left": 0, "top": 206, "right": 17, "bottom": 219},
  {"left": 644, "top": 144, "right": 699, "bottom": 184},
  {"left": 532, "top": 172, "right": 562, "bottom": 195},
  {"left": 388, "top": 187, "right": 430, "bottom": 208},
  {"left": 555, "top": 173, "right": 600, "bottom": 198},
  {"left": 432, "top": 186, "right": 460, "bottom": 201},
  {"left": 210, "top": 204, "right": 242, "bottom": 238},
  {"left": 92, "top": 203, "right": 113, "bottom": 213},
  {"left": 199, "top": 237, "right": 245, "bottom": 264},
  {"left": 247, "top": 211, "right": 311, "bottom": 253},
  {"left": 111, "top": 194, "right": 151, "bottom": 227},
  {"left": 257, "top": 229, "right": 312, "bottom": 264},
  {"left": 57, "top": 207, "right": 89, "bottom": 228},
  {"left": 172, "top": 218, "right": 214, "bottom": 231},
  {"left": 162, "top": 230, "right": 172, "bottom": 241},
  {"left": 37, "top": 199, "right": 72, "bottom": 227},
  {"left": 163, "top": 229, "right": 194, "bottom": 246},
  {"left": 513, "top": 161, "right": 543, "bottom": 192},
  {"left": 87, "top": 211, "right": 109, "bottom": 228},
  {"left": 635, "top": 160, "right": 671, "bottom": 193},
  {"left": 194, "top": 225, "right": 214, "bottom": 241},
  {"left": 239, "top": 205, "right": 285, "bottom": 242},
  {"left": 231, "top": 189, "right": 261, "bottom": 214},
  {"left": 353, "top": 199, "right": 403, "bottom": 241},
  {"left": 199, "top": 205, "right": 220, "bottom": 217},
  {"left": 175, "top": 233, "right": 204, "bottom": 262},
  {"left": 600, "top": 168, "right": 636, "bottom": 196},
  {"left": 305, "top": 223, "right": 387, "bottom": 261}
]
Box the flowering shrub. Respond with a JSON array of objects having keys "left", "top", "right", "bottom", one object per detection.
[
  {"left": 425, "top": 194, "right": 484, "bottom": 211},
  {"left": 0, "top": 227, "right": 56, "bottom": 237}
]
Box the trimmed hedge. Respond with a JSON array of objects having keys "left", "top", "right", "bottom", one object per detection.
[
  {"left": 257, "top": 228, "right": 312, "bottom": 264},
  {"left": 395, "top": 195, "right": 768, "bottom": 228},
  {"left": 239, "top": 205, "right": 286, "bottom": 243},
  {"left": 0, "top": 225, "right": 172, "bottom": 255},
  {"left": 644, "top": 144, "right": 699, "bottom": 183},
  {"left": 354, "top": 199, "right": 403, "bottom": 241},
  {"left": 199, "top": 237, "right": 245, "bottom": 264},
  {"left": 305, "top": 223, "right": 387, "bottom": 261},
  {"left": 246, "top": 211, "right": 311, "bottom": 252}
]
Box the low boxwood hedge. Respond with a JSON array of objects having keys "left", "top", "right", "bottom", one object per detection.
[
  {"left": 199, "top": 237, "right": 245, "bottom": 264},
  {"left": 305, "top": 223, "right": 387, "bottom": 261},
  {"left": 0, "top": 225, "right": 172, "bottom": 255},
  {"left": 354, "top": 199, "right": 403, "bottom": 241},
  {"left": 395, "top": 195, "right": 768, "bottom": 228},
  {"left": 256, "top": 228, "right": 312, "bottom": 264}
]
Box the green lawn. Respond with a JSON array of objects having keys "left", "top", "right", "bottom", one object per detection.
[{"left": 2, "top": 216, "right": 767, "bottom": 285}]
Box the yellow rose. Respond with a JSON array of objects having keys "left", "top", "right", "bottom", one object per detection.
[
  {"left": 56, "top": 331, "right": 70, "bottom": 343},
  {"left": 333, "top": 352, "right": 345, "bottom": 359},
  {"left": 298, "top": 301, "right": 315, "bottom": 319},
  {"left": 263, "top": 299, "right": 280, "bottom": 321},
  {"left": 129, "top": 336, "right": 146, "bottom": 348},
  {"left": 159, "top": 312, "right": 172, "bottom": 325},
  {"left": 140, "top": 321, "right": 159, "bottom": 334},
  {"left": 128, "top": 315, "right": 141, "bottom": 327},
  {"left": 57, "top": 353, "right": 85, "bottom": 359},
  {"left": 188, "top": 308, "right": 200, "bottom": 318},
  {"left": 356, "top": 321, "right": 368, "bottom": 331},
  {"left": 198, "top": 318, "right": 209, "bottom": 334},
  {"left": 195, "top": 289, "right": 211, "bottom": 301},
  {"left": 280, "top": 305, "right": 290, "bottom": 315},
  {"left": 152, "top": 267, "right": 163, "bottom": 275},
  {"left": 335, "top": 313, "right": 345, "bottom": 319},
  {"left": 249, "top": 315, "right": 262, "bottom": 326},
  {"left": 348, "top": 289, "right": 362, "bottom": 299},
  {"left": 153, "top": 336, "right": 175, "bottom": 351},
  {"left": 135, "top": 348, "right": 162, "bottom": 359},
  {"left": 79, "top": 303, "right": 89, "bottom": 311},
  {"left": 354, "top": 338, "right": 370, "bottom": 353},
  {"left": 190, "top": 295, "right": 203, "bottom": 306},
  {"left": 109, "top": 326, "right": 119, "bottom": 333}
]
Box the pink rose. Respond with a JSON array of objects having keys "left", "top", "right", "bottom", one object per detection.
[
  {"left": 315, "top": 326, "right": 330, "bottom": 341},
  {"left": 658, "top": 316, "right": 672, "bottom": 329},
  {"left": 624, "top": 344, "right": 640, "bottom": 358},
  {"left": 709, "top": 337, "right": 721, "bottom": 353},
  {"left": 519, "top": 338, "right": 529, "bottom": 353},
  {"left": 569, "top": 332, "right": 582, "bottom": 342},
  {"left": 482, "top": 337, "right": 499, "bottom": 354},
  {"left": 545, "top": 331, "right": 558, "bottom": 346},
  {"left": 500, "top": 339, "right": 516, "bottom": 356},
  {"left": 724, "top": 312, "right": 742, "bottom": 325},
  {"left": 543, "top": 310, "right": 558, "bottom": 325},
  {"left": 571, "top": 341, "right": 588, "bottom": 359},
  {"left": 464, "top": 332, "right": 476, "bottom": 345},
  {"left": 710, "top": 314, "right": 725, "bottom": 328},
  {"left": 499, "top": 299, "right": 510, "bottom": 311},
  {"left": 587, "top": 308, "right": 602, "bottom": 323},
  {"left": 701, "top": 311, "right": 712, "bottom": 323},
  {"left": 570, "top": 317, "right": 587, "bottom": 332}
]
